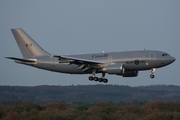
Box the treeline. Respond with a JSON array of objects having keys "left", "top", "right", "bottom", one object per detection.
[
  {"left": 0, "top": 85, "right": 180, "bottom": 104},
  {"left": 0, "top": 101, "right": 180, "bottom": 120}
]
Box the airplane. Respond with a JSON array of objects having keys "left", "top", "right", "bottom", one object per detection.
[{"left": 6, "top": 28, "right": 175, "bottom": 83}]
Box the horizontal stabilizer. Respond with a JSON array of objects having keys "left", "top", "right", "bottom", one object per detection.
[{"left": 5, "top": 57, "right": 37, "bottom": 63}]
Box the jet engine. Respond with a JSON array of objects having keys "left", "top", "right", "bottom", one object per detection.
[
  {"left": 102, "top": 63, "right": 138, "bottom": 77},
  {"left": 102, "top": 63, "right": 125, "bottom": 75}
]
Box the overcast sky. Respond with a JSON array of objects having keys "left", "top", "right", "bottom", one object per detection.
[{"left": 0, "top": 1, "right": 179, "bottom": 86}]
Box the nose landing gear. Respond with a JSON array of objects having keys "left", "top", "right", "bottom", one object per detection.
[{"left": 150, "top": 68, "right": 156, "bottom": 79}]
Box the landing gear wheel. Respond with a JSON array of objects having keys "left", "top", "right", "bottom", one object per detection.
[
  {"left": 88, "top": 76, "right": 94, "bottom": 81},
  {"left": 150, "top": 74, "right": 155, "bottom": 79},
  {"left": 94, "top": 77, "right": 99, "bottom": 81},
  {"left": 98, "top": 78, "right": 103, "bottom": 82},
  {"left": 103, "top": 79, "right": 108, "bottom": 83}
]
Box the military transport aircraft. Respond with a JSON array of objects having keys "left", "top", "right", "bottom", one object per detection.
[{"left": 6, "top": 28, "right": 175, "bottom": 83}]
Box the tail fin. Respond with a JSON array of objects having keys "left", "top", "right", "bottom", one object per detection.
[{"left": 11, "top": 28, "right": 50, "bottom": 58}]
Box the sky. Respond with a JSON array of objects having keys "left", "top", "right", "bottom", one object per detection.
[{"left": 0, "top": 1, "right": 179, "bottom": 86}]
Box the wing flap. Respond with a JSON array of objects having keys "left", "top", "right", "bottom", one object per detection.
[{"left": 54, "top": 55, "right": 105, "bottom": 65}]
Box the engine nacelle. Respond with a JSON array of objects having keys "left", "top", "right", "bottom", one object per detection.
[
  {"left": 122, "top": 71, "right": 138, "bottom": 77},
  {"left": 102, "top": 63, "right": 125, "bottom": 75},
  {"left": 102, "top": 63, "right": 138, "bottom": 77}
]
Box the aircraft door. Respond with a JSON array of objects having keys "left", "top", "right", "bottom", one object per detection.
[
  {"left": 149, "top": 52, "right": 155, "bottom": 60},
  {"left": 108, "top": 56, "right": 112, "bottom": 62},
  {"left": 51, "top": 57, "right": 57, "bottom": 67}
]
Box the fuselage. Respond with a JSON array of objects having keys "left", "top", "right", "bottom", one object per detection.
[{"left": 33, "top": 50, "right": 175, "bottom": 74}]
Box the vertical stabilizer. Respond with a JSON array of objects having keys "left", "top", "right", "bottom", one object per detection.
[{"left": 11, "top": 28, "right": 50, "bottom": 58}]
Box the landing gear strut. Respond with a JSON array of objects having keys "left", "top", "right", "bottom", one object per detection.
[
  {"left": 88, "top": 70, "right": 108, "bottom": 83},
  {"left": 150, "top": 68, "right": 156, "bottom": 79}
]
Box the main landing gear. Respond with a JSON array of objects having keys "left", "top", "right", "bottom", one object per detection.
[
  {"left": 150, "top": 68, "right": 156, "bottom": 79},
  {"left": 88, "top": 70, "right": 108, "bottom": 83},
  {"left": 88, "top": 76, "right": 108, "bottom": 83}
]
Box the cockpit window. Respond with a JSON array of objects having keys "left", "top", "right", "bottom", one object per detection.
[{"left": 162, "top": 54, "right": 169, "bottom": 56}]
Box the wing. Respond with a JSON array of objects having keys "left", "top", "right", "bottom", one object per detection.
[{"left": 54, "top": 55, "right": 106, "bottom": 72}]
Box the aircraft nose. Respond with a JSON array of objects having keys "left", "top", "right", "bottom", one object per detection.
[
  {"left": 162, "top": 56, "right": 175, "bottom": 66},
  {"left": 171, "top": 57, "right": 176, "bottom": 63},
  {"left": 168, "top": 56, "right": 176, "bottom": 64}
]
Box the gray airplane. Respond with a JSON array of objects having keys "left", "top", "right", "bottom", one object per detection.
[{"left": 6, "top": 28, "right": 175, "bottom": 83}]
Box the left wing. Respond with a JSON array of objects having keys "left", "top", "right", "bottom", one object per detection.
[{"left": 54, "top": 55, "right": 106, "bottom": 72}]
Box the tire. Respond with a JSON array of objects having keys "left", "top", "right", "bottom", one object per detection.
[
  {"left": 150, "top": 74, "right": 155, "bottom": 79},
  {"left": 103, "top": 79, "right": 108, "bottom": 83},
  {"left": 88, "top": 76, "right": 94, "bottom": 81},
  {"left": 94, "top": 77, "right": 98, "bottom": 81},
  {"left": 98, "top": 78, "right": 103, "bottom": 82}
]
